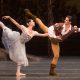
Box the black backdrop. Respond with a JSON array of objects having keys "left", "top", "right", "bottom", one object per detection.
[{"left": 0, "top": 0, "right": 80, "bottom": 56}]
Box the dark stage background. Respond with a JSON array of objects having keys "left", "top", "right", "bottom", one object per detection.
[{"left": 0, "top": 0, "right": 80, "bottom": 56}]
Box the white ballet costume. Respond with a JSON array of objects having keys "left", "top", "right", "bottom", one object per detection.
[{"left": 2, "top": 25, "right": 31, "bottom": 66}]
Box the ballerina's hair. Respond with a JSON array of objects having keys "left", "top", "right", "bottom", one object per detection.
[{"left": 25, "top": 17, "right": 32, "bottom": 23}]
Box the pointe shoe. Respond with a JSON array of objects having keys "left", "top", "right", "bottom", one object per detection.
[
  {"left": 16, "top": 73, "right": 26, "bottom": 76},
  {"left": 20, "top": 73, "right": 26, "bottom": 76}
]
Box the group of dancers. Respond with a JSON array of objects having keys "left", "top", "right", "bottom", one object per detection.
[{"left": 0, "top": 9, "right": 80, "bottom": 77}]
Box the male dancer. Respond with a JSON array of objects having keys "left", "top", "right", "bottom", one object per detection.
[{"left": 24, "top": 9, "right": 78, "bottom": 76}]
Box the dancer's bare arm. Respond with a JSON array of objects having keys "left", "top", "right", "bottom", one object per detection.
[
  {"left": 0, "top": 21, "right": 6, "bottom": 29},
  {"left": 2, "top": 16, "right": 22, "bottom": 30},
  {"left": 73, "top": 26, "right": 79, "bottom": 32},
  {"left": 34, "top": 31, "right": 48, "bottom": 37}
]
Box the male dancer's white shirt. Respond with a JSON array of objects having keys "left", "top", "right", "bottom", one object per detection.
[
  {"left": 48, "top": 24, "right": 72, "bottom": 38},
  {"left": 61, "top": 24, "right": 72, "bottom": 36}
]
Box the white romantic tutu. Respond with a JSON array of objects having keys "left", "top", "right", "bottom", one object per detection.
[{"left": 2, "top": 26, "right": 29, "bottom": 66}]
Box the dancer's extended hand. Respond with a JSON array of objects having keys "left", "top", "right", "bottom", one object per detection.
[
  {"left": 56, "top": 36, "right": 62, "bottom": 40},
  {"left": 74, "top": 26, "right": 78, "bottom": 33},
  {"left": 2, "top": 16, "right": 10, "bottom": 19}
]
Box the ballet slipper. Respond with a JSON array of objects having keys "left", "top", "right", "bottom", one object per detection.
[{"left": 16, "top": 72, "right": 26, "bottom": 76}]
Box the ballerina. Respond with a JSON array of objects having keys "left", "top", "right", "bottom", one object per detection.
[{"left": 0, "top": 17, "right": 48, "bottom": 76}]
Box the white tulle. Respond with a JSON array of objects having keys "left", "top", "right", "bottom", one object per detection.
[{"left": 2, "top": 26, "right": 32, "bottom": 66}]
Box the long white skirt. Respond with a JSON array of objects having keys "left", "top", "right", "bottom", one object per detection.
[{"left": 2, "top": 26, "right": 28, "bottom": 66}]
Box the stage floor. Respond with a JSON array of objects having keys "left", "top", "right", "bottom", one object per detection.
[{"left": 0, "top": 56, "right": 80, "bottom": 80}]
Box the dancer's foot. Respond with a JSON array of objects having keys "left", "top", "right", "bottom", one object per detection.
[
  {"left": 24, "top": 9, "right": 37, "bottom": 19},
  {"left": 24, "top": 9, "right": 32, "bottom": 16},
  {"left": 49, "top": 71, "right": 58, "bottom": 76},
  {"left": 49, "top": 64, "right": 58, "bottom": 76},
  {"left": 16, "top": 72, "right": 26, "bottom": 76}
]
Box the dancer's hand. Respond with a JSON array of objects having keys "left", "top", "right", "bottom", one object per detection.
[
  {"left": 2, "top": 16, "right": 10, "bottom": 19},
  {"left": 56, "top": 36, "right": 62, "bottom": 40},
  {"left": 74, "top": 26, "right": 78, "bottom": 32}
]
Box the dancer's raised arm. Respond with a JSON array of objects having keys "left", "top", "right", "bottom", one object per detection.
[
  {"left": 34, "top": 31, "right": 48, "bottom": 37},
  {"left": 0, "top": 21, "right": 6, "bottom": 28},
  {"left": 2, "top": 16, "right": 22, "bottom": 30}
]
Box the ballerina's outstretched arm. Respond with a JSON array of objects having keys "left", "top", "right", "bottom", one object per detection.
[
  {"left": 0, "top": 21, "right": 6, "bottom": 29},
  {"left": 2, "top": 16, "right": 23, "bottom": 30}
]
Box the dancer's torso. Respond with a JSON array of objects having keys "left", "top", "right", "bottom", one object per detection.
[{"left": 48, "top": 23, "right": 74, "bottom": 43}]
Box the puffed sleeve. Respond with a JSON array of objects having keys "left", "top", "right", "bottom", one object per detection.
[{"left": 20, "top": 25, "right": 26, "bottom": 32}]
